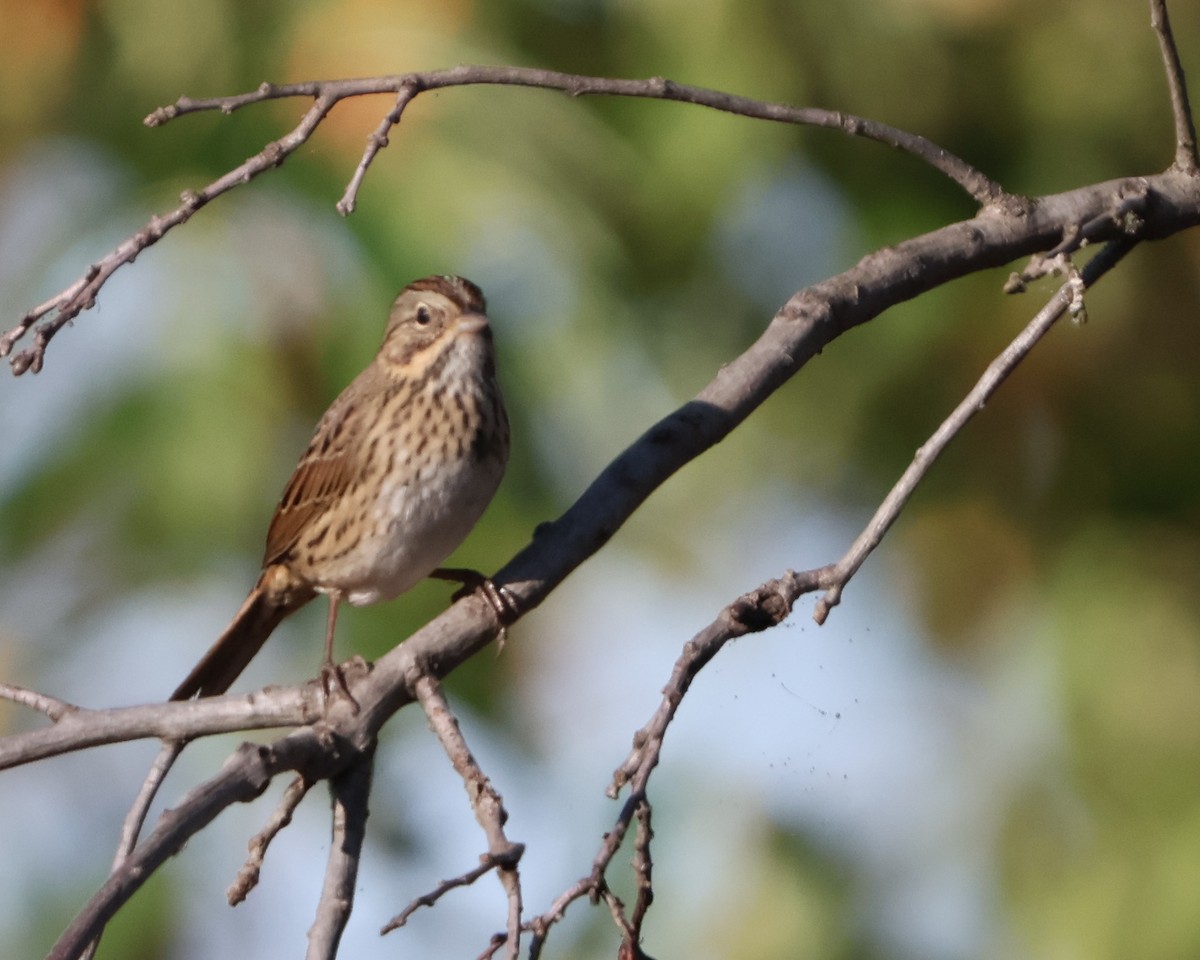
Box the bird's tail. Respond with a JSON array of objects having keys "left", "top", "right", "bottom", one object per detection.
[{"left": 171, "top": 567, "right": 315, "bottom": 700}]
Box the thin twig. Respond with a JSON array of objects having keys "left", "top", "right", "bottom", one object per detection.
[
  {"left": 629, "top": 799, "right": 654, "bottom": 937},
  {"left": 531, "top": 574, "right": 817, "bottom": 948},
  {"left": 336, "top": 84, "right": 420, "bottom": 215},
  {"left": 611, "top": 570, "right": 822, "bottom": 795},
  {"left": 600, "top": 884, "right": 635, "bottom": 941},
  {"left": 230, "top": 774, "right": 315, "bottom": 905},
  {"left": 381, "top": 858, "right": 498, "bottom": 934},
  {"left": 77, "top": 740, "right": 187, "bottom": 960},
  {"left": 0, "top": 92, "right": 337, "bottom": 375},
  {"left": 0, "top": 682, "right": 77, "bottom": 721},
  {"left": 115, "top": 741, "right": 185, "bottom": 865},
  {"left": 307, "top": 750, "right": 374, "bottom": 960},
  {"left": 409, "top": 674, "right": 524, "bottom": 958},
  {"left": 1150, "top": 0, "right": 1200, "bottom": 173},
  {"left": 526, "top": 791, "right": 643, "bottom": 958},
  {"left": 813, "top": 238, "right": 1138, "bottom": 624}
]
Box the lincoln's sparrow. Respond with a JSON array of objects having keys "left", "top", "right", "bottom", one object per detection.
[{"left": 172, "top": 275, "right": 509, "bottom": 700}]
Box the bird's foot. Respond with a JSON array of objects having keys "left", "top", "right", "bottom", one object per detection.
[
  {"left": 429, "top": 567, "right": 520, "bottom": 650},
  {"left": 319, "top": 659, "right": 361, "bottom": 715}
]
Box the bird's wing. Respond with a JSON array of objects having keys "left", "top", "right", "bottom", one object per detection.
[{"left": 262, "top": 388, "right": 367, "bottom": 566}]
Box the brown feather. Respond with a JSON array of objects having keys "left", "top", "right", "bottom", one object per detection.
[
  {"left": 171, "top": 570, "right": 315, "bottom": 699},
  {"left": 263, "top": 378, "right": 374, "bottom": 566}
]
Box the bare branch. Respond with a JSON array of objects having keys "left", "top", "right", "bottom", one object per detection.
[
  {"left": 599, "top": 884, "right": 636, "bottom": 945},
  {"left": 147, "top": 67, "right": 1004, "bottom": 206},
  {"left": 307, "top": 751, "right": 374, "bottom": 960},
  {"left": 230, "top": 774, "right": 315, "bottom": 905},
  {"left": 115, "top": 741, "right": 185, "bottom": 865},
  {"left": 0, "top": 682, "right": 77, "bottom": 721},
  {"left": 0, "top": 686, "right": 320, "bottom": 770},
  {"left": 628, "top": 799, "right": 655, "bottom": 939},
  {"left": 1150, "top": 0, "right": 1200, "bottom": 173},
  {"left": 337, "top": 84, "right": 419, "bottom": 215},
  {"left": 525, "top": 789, "right": 645, "bottom": 955},
  {"left": 0, "top": 92, "right": 337, "bottom": 375},
  {"left": 410, "top": 675, "right": 524, "bottom": 958},
  {"left": 3, "top": 65, "right": 1009, "bottom": 374},
  {"left": 381, "top": 858, "right": 499, "bottom": 935},
  {"left": 813, "top": 238, "right": 1137, "bottom": 624},
  {"left": 46, "top": 726, "right": 361, "bottom": 960},
  {"left": 74, "top": 740, "right": 187, "bottom": 960},
  {"left": 610, "top": 570, "right": 823, "bottom": 795},
  {"left": 524, "top": 574, "right": 817, "bottom": 950}
]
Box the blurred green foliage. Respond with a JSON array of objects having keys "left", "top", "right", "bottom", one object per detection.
[{"left": 3, "top": 0, "right": 1200, "bottom": 958}]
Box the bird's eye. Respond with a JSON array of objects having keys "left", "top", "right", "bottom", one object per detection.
[{"left": 415, "top": 304, "right": 432, "bottom": 325}]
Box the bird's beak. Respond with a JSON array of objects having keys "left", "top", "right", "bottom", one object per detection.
[{"left": 456, "top": 311, "right": 490, "bottom": 335}]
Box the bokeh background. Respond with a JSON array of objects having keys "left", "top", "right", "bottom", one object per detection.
[{"left": 3, "top": 1, "right": 1200, "bottom": 958}]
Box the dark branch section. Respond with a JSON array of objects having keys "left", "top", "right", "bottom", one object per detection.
[{"left": 4, "top": 3, "right": 1200, "bottom": 959}]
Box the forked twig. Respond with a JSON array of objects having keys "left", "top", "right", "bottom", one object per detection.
[
  {"left": 611, "top": 571, "right": 822, "bottom": 794},
  {"left": 381, "top": 858, "right": 499, "bottom": 935},
  {"left": 0, "top": 682, "right": 77, "bottom": 721},
  {"left": 0, "top": 94, "right": 338, "bottom": 375},
  {"left": 3, "top": 65, "right": 1006, "bottom": 375},
  {"left": 406, "top": 674, "right": 524, "bottom": 958},
  {"left": 814, "top": 238, "right": 1137, "bottom": 624},
  {"left": 229, "top": 774, "right": 315, "bottom": 905}
]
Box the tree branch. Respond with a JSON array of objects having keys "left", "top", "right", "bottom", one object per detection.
[
  {"left": 381, "top": 858, "right": 497, "bottom": 936},
  {"left": 627, "top": 798, "right": 655, "bottom": 949},
  {"left": 0, "top": 93, "right": 338, "bottom": 375},
  {"left": 229, "top": 773, "right": 315, "bottom": 905},
  {"left": 408, "top": 675, "right": 524, "bottom": 958},
  {"left": 145, "top": 68, "right": 1005, "bottom": 207},
  {"left": 610, "top": 571, "right": 821, "bottom": 796},
  {"left": 523, "top": 573, "right": 823, "bottom": 953},
  {"left": 307, "top": 749, "right": 374, "bottom": 960},
  {"left": 46, "top": 728, "right": 356, "bottom": 960},
  {"left": 0, "top": 685, "right": 320, "bottom": 769},
  {"left": 813, "top": 237, "right": 1137, "bottom": 623},
  {"left": 3, "top": 65, "right": 1009, "bottom": 375},
  {"left": 0, "top": 682, "right": 77, "bottom": 721},
  {"left": 1151, "top": 0, "right": 1200, "bottom": 173}
]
